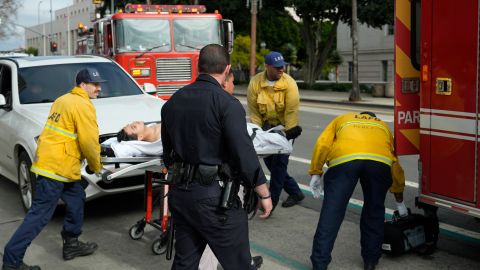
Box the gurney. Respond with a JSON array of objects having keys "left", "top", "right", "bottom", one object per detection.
[{"left": 99, "top": 124, "right": 292, "bottom": 257}]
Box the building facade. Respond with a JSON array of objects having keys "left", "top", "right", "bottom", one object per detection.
[
  {"left": 336, "top": 22, "right": 394, "bottom": 83},
  {"left": 25, "top": 0, "right": 98, "bottom": 56}
]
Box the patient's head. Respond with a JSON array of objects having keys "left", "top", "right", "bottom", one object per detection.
[
  {"left": 117, "top": 121, "right": 161, "bottom": 142},
  {"left": 222, "top": 70, "right": 234, "bottom": 95},
  {"left": 117, "top": 121, "right": 146, "bottom": 142}
]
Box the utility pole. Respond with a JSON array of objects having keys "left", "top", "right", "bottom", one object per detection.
[
  {"left": 349, "top": 0, "right": 361, "bottom": 101},
  {"left": 248, "top": 0, "right": 258, "bottom": 79},
  {"left": 50, "top": 0, "right": 53, "bottom": 55},
  {"left": 38, "top": 0, "right": 44, "bottom": 55},
  {"left": 67, "top": 5, "right": 70, "bottom": 56}
]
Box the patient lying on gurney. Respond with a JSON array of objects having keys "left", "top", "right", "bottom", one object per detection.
[
  {"left": 102, "top": 121, "right": 163, "bottom": 157},
  {"left": 102, "top": 121, "right": 292, "bottom": 158}
]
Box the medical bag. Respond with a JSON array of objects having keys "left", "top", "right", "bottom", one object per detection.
[{"left": 382, "top": 210, "right": 436, "bottom": 256}]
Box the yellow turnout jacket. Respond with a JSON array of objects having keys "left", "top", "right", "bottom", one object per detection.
[
  {"left": 247, "top": 71, "right": 299, "bottom": 130},
  {"left": 31, "top": 87, "right": 101, "bottom": 182},
  {"left": 309, "top": 112, "right": 405, "bottom": 193}
]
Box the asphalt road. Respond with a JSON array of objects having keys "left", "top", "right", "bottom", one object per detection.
[{"left": 0, "top": 98, "right": 479, "bottom": 270}]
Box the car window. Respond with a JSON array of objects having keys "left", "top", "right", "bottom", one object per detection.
[{"left": 18, "top": 62, "right": 143, "bottom": 104}]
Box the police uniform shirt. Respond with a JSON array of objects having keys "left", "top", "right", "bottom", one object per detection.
[{"left": 161, "top": 74, "right": 266, "bottom": 188}]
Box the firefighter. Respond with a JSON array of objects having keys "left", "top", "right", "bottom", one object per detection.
[
  {"left": 2, "top": 68, "right": 105, "bottom": 270},
  {"left": 308, "top": 112, "right": 406, "bottom": 270},
  {"left": 161, "top": 44, "right": 272, "bottom": 270},
  {"left": 247, "top": 51, "right": 304, "bottom": 211}
]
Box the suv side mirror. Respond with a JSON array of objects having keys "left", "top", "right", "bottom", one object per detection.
[
  {"left": 143, "top": 83, "right": 157, "bottom": 94},
  {"left": 0, "top": 94, "right": 6, "bottom": 106}
]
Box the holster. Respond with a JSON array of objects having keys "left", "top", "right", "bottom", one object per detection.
[
  {"left": 196, "top": 164, "right": 219, "bottom": 186},
  {"left": 218, "top": 163, "right": 239, "bottom": 209}
]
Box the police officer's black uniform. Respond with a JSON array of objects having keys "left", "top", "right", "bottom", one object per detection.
[{"left": 161, "top": 74, "right": 266, "bottom": 270}]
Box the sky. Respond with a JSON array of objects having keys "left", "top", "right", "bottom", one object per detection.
[{"left": 0, "top": 0, "right": 72, "bottom": 51}]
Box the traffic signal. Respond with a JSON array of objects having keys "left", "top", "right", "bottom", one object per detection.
[{"left": 50, "top": 42, "right": 57, "bottom": 52}]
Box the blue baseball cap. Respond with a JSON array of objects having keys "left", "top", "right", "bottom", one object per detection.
[
  {"left": 265, "top": 51, "right": 287, "bottom": 68},
  {"left": 76, "top": 68, "right": 107, "bottom": 85}
]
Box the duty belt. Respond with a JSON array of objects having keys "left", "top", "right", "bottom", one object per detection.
[{"left": 168, "top": 162, "right": 220, "bottom": 187}]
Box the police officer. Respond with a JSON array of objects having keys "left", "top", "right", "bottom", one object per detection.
[
  {"left": 308, "top": 112, "right": 406, "bottom": 270},
  {"left": 161, "top": 44, "right": 272, "bottom": 270},
  {"left": 2, "top": 68, "right": 105, "bottom": 270}
]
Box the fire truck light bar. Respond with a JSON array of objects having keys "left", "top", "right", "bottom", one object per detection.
[{"left": 124, "top": 4, "right": 206, "bottom": 14}]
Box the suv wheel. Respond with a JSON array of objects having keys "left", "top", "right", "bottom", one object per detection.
[{"left": 18, "top": 151, "right": 36, "bottom": 211}]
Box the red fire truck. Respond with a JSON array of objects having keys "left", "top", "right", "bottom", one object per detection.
[
  {"left": 92, "top": 4, "right": 233, "bottom": 99},
  {"left": 395, "top": 0, "right": 480, "bottom": 226}
]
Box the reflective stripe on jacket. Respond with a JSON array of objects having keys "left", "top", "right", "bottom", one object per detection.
[
  {"left": 31, "top": 87, "right": 101, "bottom": 182},
  {"left": 309, "top": 112, "right": 405, "bottom": 193},
  {"left": 247, "top": 71, "right": 299, "bottom": 130}
]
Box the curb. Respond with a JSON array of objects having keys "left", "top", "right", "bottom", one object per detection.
[{"left": 233, "top": 92, "right": 394, "bottom": 109}]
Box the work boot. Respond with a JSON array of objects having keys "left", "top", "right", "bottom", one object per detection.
[
  {"left": 364, "top": 261, "right": 378, "bottom": 270},
  {"left": 281, "top": 192, "right": 305, "bottom": 208},
  {"left": 62, "top": 234, "right": 98, "bottom": 261},
  {"left": 1, "top": 263, "right": 41, "bottom": 270},
  {"left": 252, "top": 256, "right": 263, "bottom": 269}
]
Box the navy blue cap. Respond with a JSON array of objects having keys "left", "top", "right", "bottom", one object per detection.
[
  {"left": 76, "top": 68, "right": 107, "bottom": 85},
  {"left": 265, "top": 51, "right": 287, "bottom": 68}
]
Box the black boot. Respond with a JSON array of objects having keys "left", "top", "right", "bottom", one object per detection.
[
  {"left": 1, "top": 263, "right": 41, "bottom": 270},
  {"left": 252, "top": 256, "right": 263, "bottom": 269},
  {"left": 62, "top": 233, "right": 98, "bottom": 261}
]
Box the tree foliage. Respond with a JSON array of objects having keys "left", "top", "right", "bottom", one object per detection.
[
  {"left": 286, "top": 0, "right": 393, "bottom": 86},
  {"left": 0, "top": 0, "right": 22, "bottom": 42},
  {"left": 231, "top": 34, "right": 268, "bottom": 71},
  {"left": 25, "top": 47, "right": 38, "bottom": 56}
]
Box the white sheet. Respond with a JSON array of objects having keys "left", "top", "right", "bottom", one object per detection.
[
  {"left": 102, "top": 124, "right": 292, "bottom": 158},
  {"left": 102, "top": 137, "right": 163, "bottom": 158}
]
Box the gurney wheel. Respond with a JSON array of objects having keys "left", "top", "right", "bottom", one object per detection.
[
  {"left": 151, "top": 235, "right": 168, "bottom": 255},
  {"left": 129, "top": 224, "right": 145, "bottom": 240}
]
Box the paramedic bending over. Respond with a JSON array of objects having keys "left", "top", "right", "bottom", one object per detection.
[
  {"left": 308, "top": 111, "right": 406, "bottom": 270},
  {"left": 161, "top": 44, "right": 272, "bottom": 270}
]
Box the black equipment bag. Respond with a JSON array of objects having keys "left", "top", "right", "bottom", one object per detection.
[{"left": 382, "top": 210, "right": 437, "bottom": 256}]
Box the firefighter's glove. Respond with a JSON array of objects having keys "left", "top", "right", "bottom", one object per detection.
[
  {"left": 310, "top": 174, "right": 323, "bottom": 199},
  {"left": 285, "top": 126, "right": 302, "bottom": 140},
  {"left": 396, "top": 201, "right": 408, "bottom": 217}
]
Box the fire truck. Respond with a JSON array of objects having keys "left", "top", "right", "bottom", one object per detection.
[
  {"left": 92, "top": 4, "right": 233, "bottom": 99},
  {"left": 394, "top": 0, "right": 480, "bottom": 228}
]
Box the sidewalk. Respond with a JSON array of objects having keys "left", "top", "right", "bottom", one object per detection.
[{"left": 233, "top": 84, "right": 394, "bottom": 109}]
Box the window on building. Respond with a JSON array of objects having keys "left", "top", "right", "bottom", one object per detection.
[
  {"left": 382, "top": 60, "right": 388, "bottom": 81},
  {"left": 348, "top": 61, "right": 353, "bottom": 81}
]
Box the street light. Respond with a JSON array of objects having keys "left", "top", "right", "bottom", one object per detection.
[{"left": 38, "top": 1, "right": 43, "bottom": 25}]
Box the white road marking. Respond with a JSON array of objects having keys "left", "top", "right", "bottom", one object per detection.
[{"left": 264, "top": 175, "right": 480, "bottom": 241}]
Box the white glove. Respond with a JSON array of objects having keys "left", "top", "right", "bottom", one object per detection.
[
  {"left": 310, "top": 175, "right": 323, "bottom": 199},
  {"left": 396, "top": 201, "right": 408, "bottom": 217}
]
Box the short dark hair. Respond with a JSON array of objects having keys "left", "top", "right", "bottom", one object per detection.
[
  {"left": 198, "top": 44, "right": 230, "bottom": 74},
  {"left": 117, "top": 128, "right": 138, "bottom": 142}
]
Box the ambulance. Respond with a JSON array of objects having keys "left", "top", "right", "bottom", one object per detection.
[{"left": 395, "top": 0, "right": 480, "bottom": 221}]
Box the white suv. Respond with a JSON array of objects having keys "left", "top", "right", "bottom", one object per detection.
[{"left": 0, "top": 55, "right": 164, "bottom": 210}]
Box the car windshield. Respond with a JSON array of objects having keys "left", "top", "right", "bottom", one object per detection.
[
  {"left": 18, "top": 62, "right": 143, "bottom": 104},
  {"left": 115, "top": 19, "right": 171, "bottom": 53},
  {"left": 173, "top": 19, "right": 221, "bottom": 52}
]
